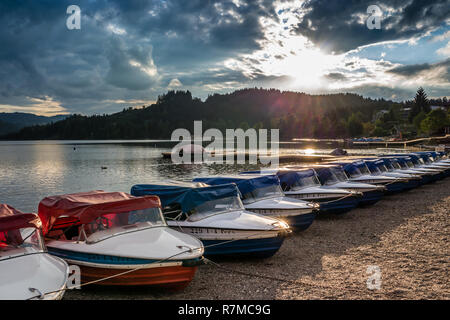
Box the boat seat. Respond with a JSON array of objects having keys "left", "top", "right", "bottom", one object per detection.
[
  {"left": 73, "top": 226, "right": 86, "bottom": 241},
  {"left": 47, "top": 229, "right": 67, "bottom": 240},
  {"left": 0, "top": 230, "right": 23, "bottom": 248}
]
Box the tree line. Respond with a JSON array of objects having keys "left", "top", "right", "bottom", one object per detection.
[
  {"left": 372, "top": 87, "right": 450, "bottom": 138},
  {"left": 2, "top": 88, "right": 448, "bottom": 140}
]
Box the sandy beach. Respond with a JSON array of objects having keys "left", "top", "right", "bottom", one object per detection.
[{"left": 65, "top": 177, "right": 450, "bottom": 300}]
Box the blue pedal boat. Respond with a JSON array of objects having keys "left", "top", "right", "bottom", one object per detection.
[
  {"left": 405, "top": 154, "right": 446, "bottom": 180},
  {"left": 383, "top": 157, "right": 433, "bottom": 185},
  {"left": 390, "top": 156, "right": 441, "bottom": 184},
  {"left": 412, "top": 153, "right": 450, "bottom": 177},
  {"left": 241, "top": 168, "right": 360, "bottom": 215},
  {"left": 376, "top": 158, "right": 424, "bottom": 187},
  {"left": 192, "top": 175, "right": 319, "bottom": 232},
  {"left": 331, "top": 160, "right": 409, "bottom": 194},
  {"left": 131, "top": 182, "right": 290, "bottom": 258},
  {"left": 309, "top": 165, "right": 386, "bottom": 206},
  {"left": 364, "top": 159, "right": 421, "bottom": 191}
]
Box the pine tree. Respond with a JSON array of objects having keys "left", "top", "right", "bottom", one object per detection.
[{"left": 409, "top": 87, "right": 430, "bottom": 122}]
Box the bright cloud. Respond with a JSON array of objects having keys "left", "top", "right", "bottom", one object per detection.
[
  {"left": 0, "top": 96, "right": 69, "bottom": 116},
  {"left": 437, "top": 42, "right": 450, "bottom": 57}
]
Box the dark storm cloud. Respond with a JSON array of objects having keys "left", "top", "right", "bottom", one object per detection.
[
  {"left": 0, "top": 0, "right": 447, "bottom": 115},
  {"left": 93, "top": 0, "right": 279, "bottom": 69},
  {"left": 340, "top": 83, "right": 449, "bottom": 101},
  {"left": 104, "top": 38, "right": 157, "bottom": 90},
  {"left": 324, "top": 72, "right": 348, "bottom": 81},
  {"left": 340, "top": 84, "right": 414, "bottom": 101},
  {"left": 0, "top": 0, "right": 279, "bottom": 114},
  {"left": 387, "top": 59, "right": 450, "bottom": 81},
  {"left": 295, "top": 0, "right": 450, "bottom": 53}
]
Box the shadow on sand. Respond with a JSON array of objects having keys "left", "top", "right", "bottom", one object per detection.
[{"left": 64, "top": 178, "right": 450, "bottom": 299}]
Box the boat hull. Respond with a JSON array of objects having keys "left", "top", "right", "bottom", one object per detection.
[
  {"left": 316, "top": 196, "right": 359, "bottom": 215},
  {"left": 0, "top": 253, "right": 68, "bottom": 300},
  {"left": 47, "top": 247, "right": 201, "bottom": 289},
  {"left": 402, "top": 179, "right": 421, "bottom": 190},
  {"left": 358, "top": 190, "right": 384, "bottom": 206},
  {"left": 77, "top": 264, "right": 197, "bottom": 289},
  {"left": 384, "top": 181, "right": 408, "bottom": 194},
  {"left": 202, "top": 236, "right": 285, "bottom": 258},
  {"left": 281, "top": 212, "right": 317, "bottom": 231},
  {"left": 284, "top": 193, "right": 358, "bottom": 215},
  {"left": 418, "top": 174, "right": 435, "bottom": 184}
]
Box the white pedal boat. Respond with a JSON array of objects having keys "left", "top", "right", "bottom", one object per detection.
[
  {"left": 38, "top": 191, "right": 204, "bottom": 289},
  {"left": 193, "top": 175, "right": 319, "bottom": 231},
  {"left": 131, "top": 181, "right": 290, "bottom": 258},
  {"left": 0, "top": 204, "right": 68, "bottom": 300},
  {"left": 240, "top": 168, "right": 360, "bottom": 215},
  {"left": 307, "top": 165, "right": 386, "bottom": 206}
]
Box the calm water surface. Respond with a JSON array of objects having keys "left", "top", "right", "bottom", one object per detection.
[{"left": 0, "top": 140, "right": 388, "bottom": 212}]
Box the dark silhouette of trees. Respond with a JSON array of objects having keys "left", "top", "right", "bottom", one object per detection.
[
  {"left": 2, "top": 88, "right": 408, "bottom": 140},
  {"left": 420, "top": 109, "right": 450, "bottom": 135}
]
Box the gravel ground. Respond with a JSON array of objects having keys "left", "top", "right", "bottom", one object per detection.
[{"left": 65, "top": 178, "right": 450, "bottom": 300}]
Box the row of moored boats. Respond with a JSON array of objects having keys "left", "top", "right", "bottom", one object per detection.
[{"left": 1, "top": 151, "right": 449, "bottom": 299}]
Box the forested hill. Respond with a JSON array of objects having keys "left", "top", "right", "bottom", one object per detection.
[
  {"left": 0, "top": 112, "right": 68, "bottom": 135},
  {"left": 1, "top": 88, "right": 402, "bottom": 140}
]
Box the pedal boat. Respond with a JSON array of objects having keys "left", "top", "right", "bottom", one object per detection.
[
  {"left": 406, "top": 155, "right": 447, "bottom": 180},
  {"left": 332, "top": 160, "right": 409, "bottom": 193},
  {"left": 392, "top": 156, "right": 443, "bottom": 183},
  {"left": 38, "top": 191, "right": 204, "bottom": 289},
  {"left": 0, "top": 204, "right": 68, "bottom": 300},
  {"left": 412, "top": 153, "right": 450, "bottom": 177},
  {"left": 364, "top": 159, "right": 421, "bottom": 190},
  {"left": 385, "top": 157, "right": 435, "bottom": 184},
  {"left": 428, "top": 151, "right": 450, "bottom": 164},
  {"left": 131, "top": 182, "right": 290, "bottom": 258},
  {"left": 377, "top": 157, "right": 426, "bottom": 186},
  {"left": 310, "top": 165, "right": 386, "bottom": 206},
  {"left": 193, "top": 175, "right": 319, "bottom": 231},
  {"left": 241, "top": 168, "right": 360, "bottom": 215}
]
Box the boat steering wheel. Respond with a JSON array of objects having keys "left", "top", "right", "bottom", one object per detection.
[{"left": 94, "top": 216, "right": 112, "bottom": 231}]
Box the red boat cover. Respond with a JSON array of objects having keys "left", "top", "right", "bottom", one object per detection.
[
  {"left": 0, "top": 204, "right": 41, "bottom": 247},
  {"left": 38, "top": 190, "right": 161, "bottom": 235},
  {"left": 0, "top": 204, "right": 41, "bottom": 232}
]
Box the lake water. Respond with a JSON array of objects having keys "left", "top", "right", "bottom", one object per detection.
[{"left": 0, "top": 140, "right": 391, "bottom": 212}]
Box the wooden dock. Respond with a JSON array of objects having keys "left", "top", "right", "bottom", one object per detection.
[
  {"left": 161, "top": 151, "right": 337, "bottom": 163},
  {"left": 352, "top": 134, "right": 450, "bottom": 148}
]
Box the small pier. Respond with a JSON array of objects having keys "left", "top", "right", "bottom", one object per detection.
[
  {"left": 161, "top": 151, "right": 337, "bottom": 163},
  {"left": 351, "top": 134, "right": 450, "bottom": 148}
]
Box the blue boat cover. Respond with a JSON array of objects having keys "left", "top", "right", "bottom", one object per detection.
[
  {"left": 240, "top": 168, "right": 316, "bottom": 188},
  {"left": 364, "top": 161, "right": 377, "bottom": 172},
  {"left": 393, "top": 156, "right": 412, "bottom": 166},
  {"left": 193, "top": 175, "right": 280, "bottom": 196},
  {"left": 415, "top": 153, "right": 431, "bottom": 162},
  {"left": 332, "top": 163, "right": 360, "bottom": 177},
  {"left": 130, "top": 182, "right": 239, "bottom": 213},
  {"left": 276, "top": 169, "right": 316, "bottom": 188},
  {"left": 314, "top": 167, "right": 334, "bottom": 184},
  {"left": 350, "top": 160, "right": 366, "bottom": 169},
  {"left": 378, "top": 158, "right": 392, "bottom": 166},
  {"left": 363, "top": 159, "right": 384, "bottom": 170}
]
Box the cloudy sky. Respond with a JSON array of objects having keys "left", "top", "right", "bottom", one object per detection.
[{"left": 0, "top": 0, "right": 449, "bottom": 116}]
